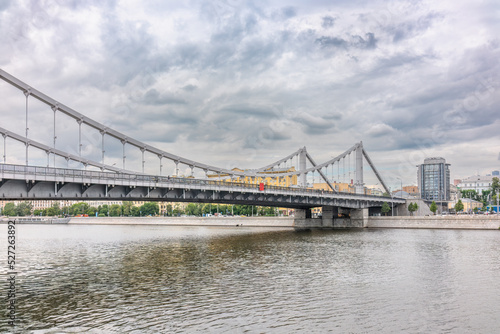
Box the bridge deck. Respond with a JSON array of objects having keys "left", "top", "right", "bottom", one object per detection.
[{"left": 0, "top": 164, "right": 405, "bottom": 209}]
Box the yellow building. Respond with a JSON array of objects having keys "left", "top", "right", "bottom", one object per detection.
[
  {"left": 208, "top": 167, "right": 298, "bottom": 187},
  {"left": 312, "top": 182, "right": 356, "bottom": 193},
  {"left": 448, "top": 198, "right": 483, "bottom": 212}
]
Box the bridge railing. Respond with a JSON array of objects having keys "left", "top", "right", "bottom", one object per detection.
[{"left": 0, "top": 163, "right": 402, "bottom": 201}]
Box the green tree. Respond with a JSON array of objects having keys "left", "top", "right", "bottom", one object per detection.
[
  {"left": 16, "top": 202, "right": 32, "bottom": 216},
  {"left": 408, "top": 202, "right": 418, "bottom": 216},
  {"left": 86, "top": 206, "right": 98, "bottom": 217},
  {"left": 454, "top": 199, "right": 464, "bottom": 213},
  {"left": 122, "top": 202, "right": 134, "bottom": 216},
  {"left": 3, "top": 203, "right": 17, "bottom": 216},
  {"left": 99, "top": 204, "right": 109, "bottom": 216},
  {"left": 461, "top": 189, "right": 479, "bottom": 201},
  {"left": 429, "top": 201, "right": 437, "bottom": 215},
  {"left": 381, "top": 202, "right": 391, "bottom": 216},
  {"left": 71, "top": 202, "right": 90, "bottom": 216},
  {"left": 140, "top": 202, "right": 159, "bottom": 216},
  {"left": 46, "top": 202, "right": 61, "bottom": 216},
  {"left": 491, "top": 177, "right": 500, "bottom": 196},
  {"left": 131, "top": 206, "right": 141, "bottom": 217},
  {"left": 165, "top": 204, "right": 173, "bottom": 216},
  {"left": 186, "top": 203, "right": 201, "bottom": 216},
  {"left": 109, "top": 204, "right": 122, "bottom": 217}
]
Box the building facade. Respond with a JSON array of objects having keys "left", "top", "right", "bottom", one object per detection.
[
  {"left": 403, "top": 185, "right": 419, "bottom": 195},
  {"left": 417, "top": 157, "right": 451, "bottom": 201},
  {"left": 457, "top": 174, "right": 497, "bottom": 194},
  {"left": 208, "top": 167, "right": 298, "bottom": 187}
]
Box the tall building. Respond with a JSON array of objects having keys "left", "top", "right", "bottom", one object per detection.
[{"left": 417, "top": 157, "right": 450, "bottom": 201}]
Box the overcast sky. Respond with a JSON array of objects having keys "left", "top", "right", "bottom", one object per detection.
[{"left": 0, "top": 0, "right": 499, "bottom": 188}]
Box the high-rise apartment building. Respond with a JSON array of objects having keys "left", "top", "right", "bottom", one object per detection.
[{"left": 417, "top": 157, "right": 450, "bottom": 201}]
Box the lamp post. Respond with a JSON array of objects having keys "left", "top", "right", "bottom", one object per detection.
[{"left": 389, "top": 187, "right": 394, "bottom": 217}]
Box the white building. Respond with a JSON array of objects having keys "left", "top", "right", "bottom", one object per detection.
[{"left": 457, "top": 175, "right": 496, "bottom": 194}]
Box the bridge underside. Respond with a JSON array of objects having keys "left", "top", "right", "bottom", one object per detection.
[{"left": 0, "top": 179, "right": 395, "bottom": 210}]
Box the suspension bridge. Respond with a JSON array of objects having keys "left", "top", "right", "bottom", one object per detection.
[{"left": 0, "top": 69, "right": 405, "bottom": 227}]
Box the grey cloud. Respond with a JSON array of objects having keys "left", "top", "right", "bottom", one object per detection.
[
  {"left": 292, "top": 113, "right": 336, "bottom": 135},
  {"left": 316, "top": 33, "right": 378, "bottom": 50},
  {"left": 389, "top": 12, "right": 443, "bottom": 43},
  {"left": 272, "top": 6, "right": 296, "bottom": 21},
  {"left": 182, "top": 84, "right": 198, "bottom": 92},
  {"left": 0, "top": 0, "right": 11, "bottom": 11},
  {"left": 142, "top": 89, "right": 187, "bottom": 105},
  {"left": 98, "top": 17, "right": 158, "bottom": 87},
  {"left": 316, "top": 36, "right": 347, "bottom": 48},
  {"left": 354, "top": 32, "right": 377, "bottom": 49},
  {"left": 322, "top": 16, "right": 335, "bottom": 29}
]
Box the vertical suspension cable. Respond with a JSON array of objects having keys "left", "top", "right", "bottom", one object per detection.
[
  {"left": 78, "top": 119, "right": 82, "bottom": 157},
  {"left": 3, "top": 134, "right": 6, "bottom": 163},
  {"left": 52, "top": 106, "right": 57, "bottom": 167},
  {"left": 343, "top": 157, "right": 345, "bottom": 183},
  {"left": 122, "top": 140, "right": 126, "bottom": 170},
  {"left": 337, "top": 160, "right": 340, "bottom": 182},
  {"left": 348, "top": 153, "right": 351, "bottom": 184},
  {"left": 24, "top": 91, "right": 29, "bottom": 166},
  {"left": 101, "top": 131, "right": 105, "bottom": 165}
]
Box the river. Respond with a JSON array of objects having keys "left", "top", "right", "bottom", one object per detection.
[{"left": 1, "top": 224, "right": 499, "bottom": 333}]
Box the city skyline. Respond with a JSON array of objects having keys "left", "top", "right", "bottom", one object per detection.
[{"left": 0, "top": 1, "right": 499, "bottom": 188}]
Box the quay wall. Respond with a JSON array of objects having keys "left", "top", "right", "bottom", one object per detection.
[
  {"left": 367, "top": 216, "right": 500, "bottom": 230},
  {"left": 69, "top": 216, "right": 295, "bottom": 227}
]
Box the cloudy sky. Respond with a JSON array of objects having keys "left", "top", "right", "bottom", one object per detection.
[{"left": 0, "top": 0, "right": 499, "bottom": 188}]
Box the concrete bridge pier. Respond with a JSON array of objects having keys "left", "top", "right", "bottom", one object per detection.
[
  {"left": 293, "top": 208, "right": 318, "bottom": 231},
  {"left": 349, "top": 208, "right": 368, "bottom": 227},
  {"left": 321, "top": 206, "right": 337, "bottom": 228},
  {"left": 294, "top": 207, "right": 369, "bottom": 230}
]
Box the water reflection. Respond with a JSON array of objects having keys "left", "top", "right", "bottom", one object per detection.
[{"left": 1, "top": 225, "right": 499, "bottom": 333}]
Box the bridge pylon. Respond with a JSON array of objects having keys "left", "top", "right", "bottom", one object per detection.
[
  {"left": 355, "top": 141, "right": 364, "bottom": 194},
  {"left": 298, "top": 147, "right": 307, "bottom": 187}
]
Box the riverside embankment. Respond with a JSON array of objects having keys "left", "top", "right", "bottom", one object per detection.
[
  {"left": 69, "top": 216, "right": 295, "bottom": 227},
  {"left": 367, "top": 215, "right": 500, "bottom": 229},
  {"left": 67, "top": 215, "right": 500, "bottom": 230}
]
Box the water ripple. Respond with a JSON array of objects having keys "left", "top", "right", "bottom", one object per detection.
[{"left": 1, "top": 226, "right": 500, "bottom": 333}]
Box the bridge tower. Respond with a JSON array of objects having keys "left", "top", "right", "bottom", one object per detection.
[
  {"left": 299, "top": 147, "right": 307, "bottom": 187},
  {"left": 355, "top": 142, "right": 364, "bottom": 194}
]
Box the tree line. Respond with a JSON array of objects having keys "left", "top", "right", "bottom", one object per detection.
[{"left": 1, "top": 201, "right": 281, "bottom": 217}]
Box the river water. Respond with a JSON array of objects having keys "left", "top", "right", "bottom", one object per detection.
[{"left": 1, "top": 224, "right": 499, "bottom": 333}]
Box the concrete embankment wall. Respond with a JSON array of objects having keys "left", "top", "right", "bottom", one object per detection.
[
  {"left": 368, "top": 216, "right": 500, "bottom": 230},
  {"left": 69, "top": 216, "right": 295, "bottom": 227}
]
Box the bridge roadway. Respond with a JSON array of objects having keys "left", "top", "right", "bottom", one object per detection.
[{"left": 0, "top": 164, "right": 405, "bottom": 209}]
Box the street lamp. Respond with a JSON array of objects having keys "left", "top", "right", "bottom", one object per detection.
[
  {"left": 389, "top": 187, "right": 394, "bottom": 217},
  {"left": 397, "top": 177, "right": 403, "bottom": 198}
]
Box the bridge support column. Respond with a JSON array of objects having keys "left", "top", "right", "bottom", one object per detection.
[
  {"left": 350, "top": 208, "right": 368, "bottom": 228},
  {"left": 321, "top": 206, "right": 337, "bottom": 228},
  {"left": 293, "top": 208, "right": 320, "bottom": 230}
]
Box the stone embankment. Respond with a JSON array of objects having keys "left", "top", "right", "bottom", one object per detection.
[
  {"left": 367, "top": 215, "right": 500, "bottom": 230},
  {"left": 69, "top": 216, "right": 295, "bottom": 228}
]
